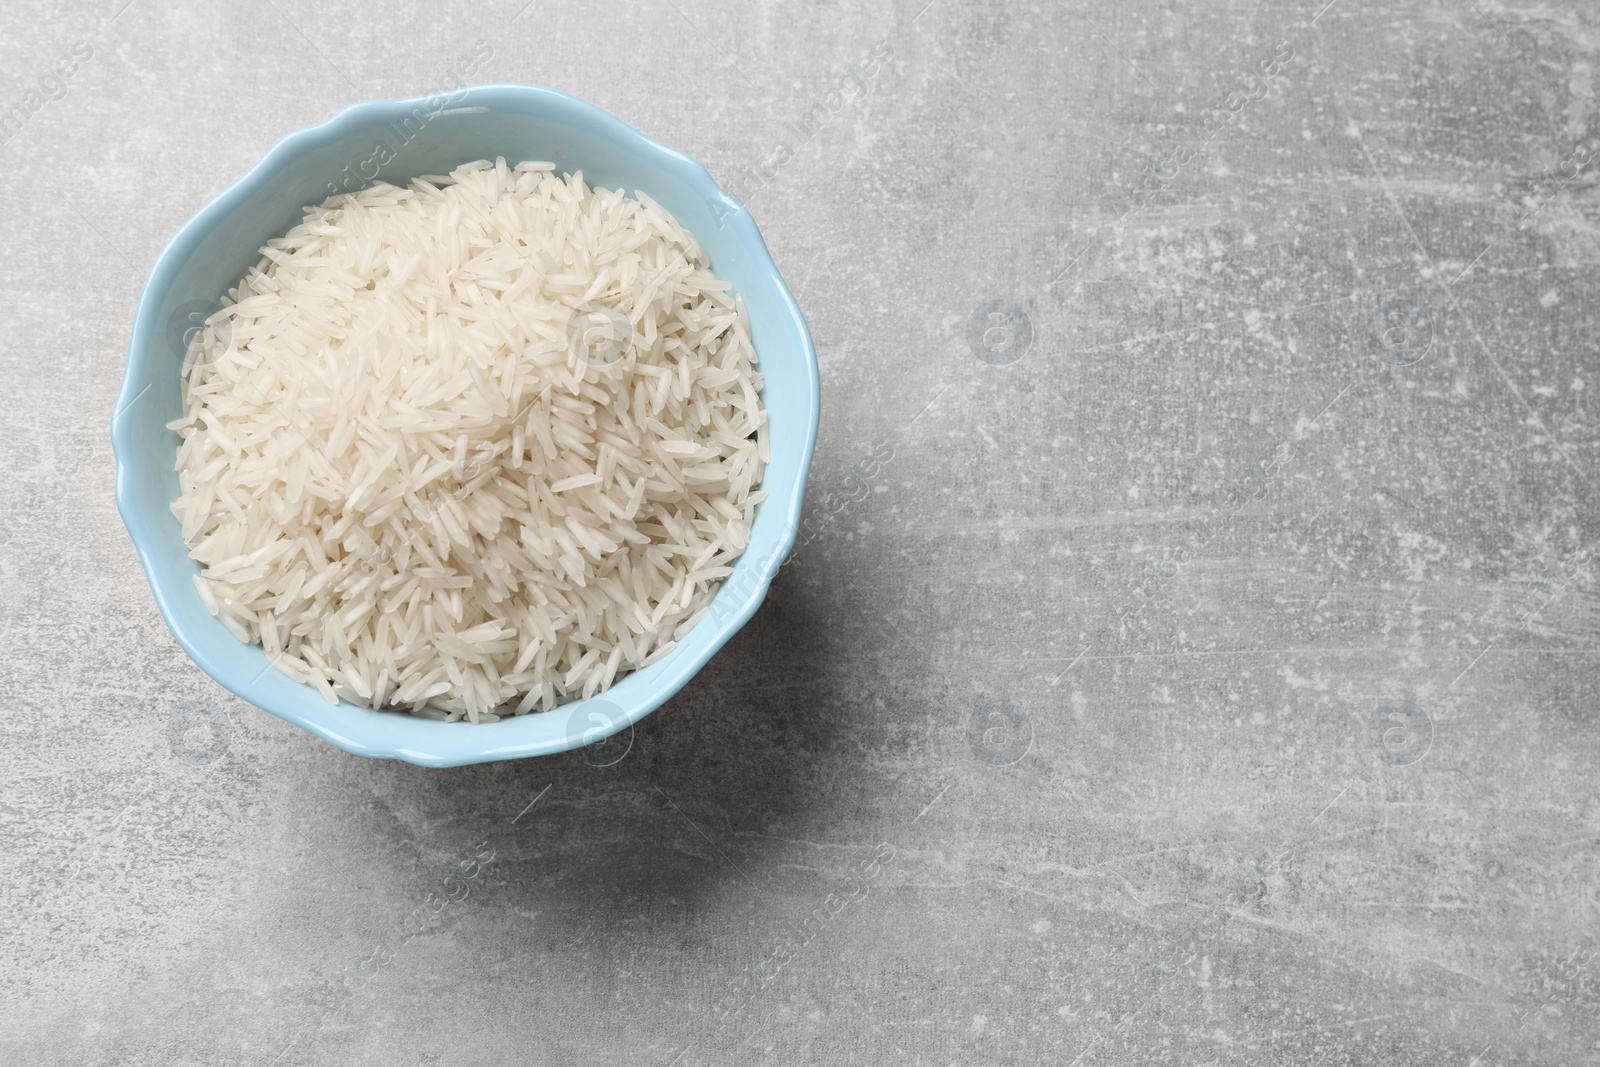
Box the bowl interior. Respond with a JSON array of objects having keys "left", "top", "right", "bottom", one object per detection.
[{"left": 112, "top": 85, "right": 816, "bottom": 767}]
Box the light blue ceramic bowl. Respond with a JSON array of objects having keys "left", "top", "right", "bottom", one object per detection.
[{"left": 111, "top": 84, "right": 819, "bottom": 767}]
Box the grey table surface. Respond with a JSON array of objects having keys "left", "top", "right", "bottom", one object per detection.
[{"left": 5, "top": 1, "right": 1599, "bottom": 1064}]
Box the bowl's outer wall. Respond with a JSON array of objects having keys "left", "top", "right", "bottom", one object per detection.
[{"left": 112, "top": 85, "right": 819, "bottom": 766}]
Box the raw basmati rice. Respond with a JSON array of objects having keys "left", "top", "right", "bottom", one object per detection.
[{"left": 168, "top": 158, "right": 767, "bottom": 723}]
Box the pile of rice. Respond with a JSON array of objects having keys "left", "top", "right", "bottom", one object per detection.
[{"left": 169, "top": 158, "right": 766, "bottom": 722}]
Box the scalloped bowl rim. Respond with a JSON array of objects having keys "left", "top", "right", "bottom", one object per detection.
[{"left": 110, "top": 83, "right": 819, "bottom": 767}]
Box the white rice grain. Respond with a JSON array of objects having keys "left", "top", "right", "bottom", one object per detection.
[{"left": 169, "top": 159, "right": 766, "bottom": 722}]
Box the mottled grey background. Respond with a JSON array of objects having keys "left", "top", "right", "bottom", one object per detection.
[{"left": 3, "top": 0, "right": 1599, "bottom": 1064}]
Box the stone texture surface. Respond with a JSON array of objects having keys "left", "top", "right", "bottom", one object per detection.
[{"left": 4, "top": 1, "right": 1600, "bottom": 1064}]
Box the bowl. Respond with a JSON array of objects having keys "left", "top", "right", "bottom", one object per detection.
[{"left": 111, "top": 84, "right": 819, "bottom": 767}]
